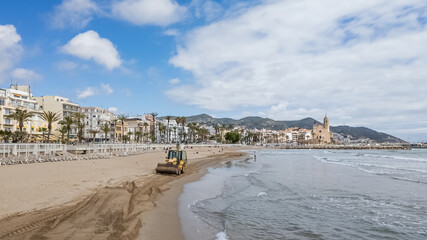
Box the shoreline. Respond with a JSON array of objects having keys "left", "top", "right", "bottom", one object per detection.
[
  {"left": 139, "top": 151, "right": 248, "bottom": 240},
  {"left": 0, "top": 147, "right": 249, "bottom": 239},
  {"left": 268, "top": 145, "right": 410, "bottom": 150}
]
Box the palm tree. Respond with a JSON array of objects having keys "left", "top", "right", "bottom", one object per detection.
[
  {"left": 77, "top": 122, "right": 86, "bottom": 142},
  {"left": 214, "top": 124, "right": 220, "bottom": 139},
  {"left": 127, "top": 131, "right": 133, "bottom": 143},
  {"left": 165, "top": 116, "right": 172, "bottom": 143},
  {"left": 117, "top": 114, "right": 128, "bottom": 143},
  {"left": 89, "top": 129, "right": 99, "bottom": 142},
  {"left": 59, "top": 116, "right": 74, "bottom": 144},
  {"left": 38, "top": 127, "right": 48, "bottom": 142},
  {"left": 175, "top": 117, "right": 181, "bottom": 142},
  {"left": 56, "top": 125, "right": 68, "bottom": 143},
  {"left": 143, "top": 132, "right": 149, "bottom": 143},
  {"left": 101, "top": 123, "right": 111, "bottom": 142},
  {"left": 149, "top": 112, "right": 158, "bottom": 143},
  {"left": 181, "top": 117, "right": 187, "bottom": 142},
  {"left": 39, "top": 111, "right": 61, "bottom": 143},
  {"left": 135, "top": 131, "right": 142, "bottom": 143},
  {"left": 173, "top": 126, "right": 177, "bottom": 143},
  {"left": 73, "top": 112, "right": 86, "bottom": 143},
  {"left": 143, "top": 122, "right": 149, "bottom": 142},
  {"left": 7, "top": 108, "right": 34, "bottom": 142}
]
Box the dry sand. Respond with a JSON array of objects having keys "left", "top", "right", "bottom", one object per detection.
[{"left": 0, "top": 146, "right": 249, "bottom": 239}]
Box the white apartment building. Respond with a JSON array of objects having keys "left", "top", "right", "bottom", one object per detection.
[
  {"left": 34, "top": 95, "right": 80, "bottom": 138},
  {"left": 157, "top": 118, "right": 179, "bottom": 143},
  {"left": 81, "top": 107, "right": 115, "bottom": 142},
  {"left": 0, "top": 85, "right": 44, "bottom": 134}
]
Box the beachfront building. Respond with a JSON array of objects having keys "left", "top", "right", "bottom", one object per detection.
[
  {"left": 0, "top": 84, "right": 44, "bottom": 135},
  {"left": 157, "top": 118, "right": 178, "bottom": 143},
  {"left": 127, "top": 117, "right": 149, "bottom": 142},
  {"left": 115, "top": 116, "right": 151, "bottom": 143},
  {"left": 34, "top": 95, "right": 80, "bottom": 139},
  {"left": 81, "top": 107, "right": 115, "bottom": 142},
  {"left": 313, "top": 115, "right": 333, "bottom": 144},
  {"left": 114, "top": 120, "right": 128, "bottom": 142}
]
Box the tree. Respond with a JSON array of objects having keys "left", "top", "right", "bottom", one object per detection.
[
  {"left": 6, "top": 108, "right": 34, "bottom": 142},
  {"left": 56, "top": 125, "right": 68, "bottom": 143},
  {"left": 165, "top": 116, "right": 172, "bottom": 143},
  {"left": 157, "top": 122, "right": 166, "bottom": 143},
  {"left": 38, "top": 127, "right": 48, "bottom": 142},
  {"left": 127, "top": 131, "right": 133, "bottom": 142},
  {"left": 149, "top": 112, "right": 158, "bottom": 143},
  {"left": 175, "top": 117, "right": 181, "bottom": 142},
  {"left": 77, "top": 122, "right": 86, "bottom": 142},
  {"left": 143, "top": 122, "right": 149, "bottom": 142},
  {"left": 225, "top": 131, "right": 241, "bottom": 144},
  {"left": 89, "top": 129, "right": 99, "bottom": 142},
  {"left": 73, "top": 112, "right": 86, "bottom": 143},
  {"left": 101, "top": 123, "right": 111, "bottom": 142},
  {"left": 39, "top": 111, "right": 61, "bottom": 143},
  {"left": 181, "top": 117, "right": 187, "bottom": 142},
  {"left": 214, "top": 124, "right": 220, "bottom": 139},
  {"left": 117, "top": 114, "right": 128, "bottom": 143},
  {"left": 135, "top": 131, "right": 142, "bottom": 143},
  {"left": 0, "top": 130, "right": 12, "bottom": 143},
  {"left": 59, "top": 116, "right": 74, "bottom": 144}
]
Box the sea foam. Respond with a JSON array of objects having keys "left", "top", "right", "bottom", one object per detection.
[{"left": 216, "top": 231, "right": 229, "bottom": 240}]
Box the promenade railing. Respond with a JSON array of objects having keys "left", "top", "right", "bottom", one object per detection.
[{"left": 0, "top": 143, "right": 241, "bottom": 166}]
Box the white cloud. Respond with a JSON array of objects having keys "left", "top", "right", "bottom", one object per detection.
[
  {"left": 112, "top": 0, "right": 186, "bottom": 26},
  {"left": 168, "top": 0, "right": 427, "bottom": 133},
  {"left": 266, "top": 103, "right": 325, "bottom": 121},
  {"left": 56, "top": 60, "right": 79, "bottom": 70},
  {"left": 77, "top": 83, "right": 114, "bottom": 99},
  {"left": 77, "top": 87, "right": 96, "bottom": 99},
  {"left": 0, "top": 25, "right": 23, "bottom": 81},
  {"left": 50, "top": 0, "right": 98, "bottom": 29},
  {"left": 62, "top": 30, "right": 122, "bottom": 70},
  {"left": 108, "top": 107, "right": 118, "bottom": 113},
  {"left": 169, "top": 78, "right": 180, "bottom": 84},
  {"left": 164, "top": 29, "right": 180, "bottom": 36},
  {"left": 101, "top": 83, "right": 113, "bottom": 94},
  {"left": 11, "top": 68, "right": 42, "bottom": 82},
  {"left": 191, "top": 0, "right": 223, "bottom": 21}
]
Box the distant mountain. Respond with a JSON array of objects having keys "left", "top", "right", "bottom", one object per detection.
[
  {"left": 330, "top": 126, "right": 405, "bottom": 143},
  {"left": 160, "top": 114, "right": 405, "bottom": 143}
]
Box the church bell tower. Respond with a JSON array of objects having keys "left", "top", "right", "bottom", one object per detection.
[{"left": 323, "top": 114, "right": 329, "bottom": 132}]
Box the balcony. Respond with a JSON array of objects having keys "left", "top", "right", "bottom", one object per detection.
[{"left": 3, "top": 119, "right": 12, "bottom": 125}]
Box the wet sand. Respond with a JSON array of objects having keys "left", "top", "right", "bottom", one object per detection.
[
  {"left": 139, "top": 152, "right": 247, "bottom": 240},
  {"left": 0, "top": 146, "right": 248, "bottom": 239}
]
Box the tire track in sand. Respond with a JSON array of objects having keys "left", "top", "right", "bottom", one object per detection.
[{"left": 0, "top": 152, "right": 246, "bottom": 240}]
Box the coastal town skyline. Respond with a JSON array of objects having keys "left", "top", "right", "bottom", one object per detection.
[{"left": 1, "top": 0, "right": 427, "bottom": 142}]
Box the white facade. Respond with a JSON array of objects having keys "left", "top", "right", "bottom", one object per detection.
[
  {"left": 0, "top": 85, "right": 44, "bottom": 134},
  {"left": 34, "top": 95, "right": 80, "bottom": 138},
  {"left": 81, "top": 107, "right": 115, "bottom": 141}
]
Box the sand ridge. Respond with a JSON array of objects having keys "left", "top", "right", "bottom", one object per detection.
[{"left": 0, "top": 147, "right": 247, "bottom": 240}]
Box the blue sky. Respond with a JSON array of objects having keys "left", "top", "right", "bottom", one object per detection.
[{"left": 1, "top": 0, "right": 427, "bottom": 142}]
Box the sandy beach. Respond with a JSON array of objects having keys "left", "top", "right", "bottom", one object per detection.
[{"left": 0, "top": 146, "right": 248, "bottom": 239}]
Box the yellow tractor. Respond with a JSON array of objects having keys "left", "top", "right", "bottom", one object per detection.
[{"left": 155, "top": 145, "right": 187, "bottom": 175}]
